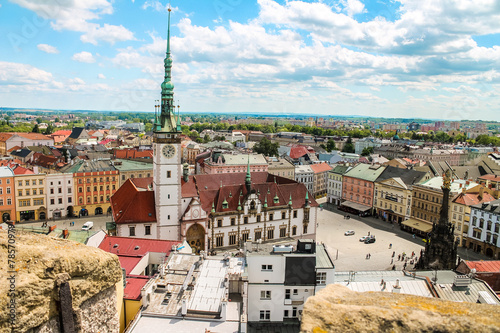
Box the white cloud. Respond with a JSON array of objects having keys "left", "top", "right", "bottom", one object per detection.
[
  {"left": 72, "top": 51, "right": 96, "bottom": 63},
  {"left": 81, "top": 24, "right": 135, "bottom": 45},
  {"left": 0, "top": 61, "right": 53, "bottom": 85},
  {"left": 10, "top": 0, "right": 134, "bottom": 45},
  {"left": 342, "top": 0, "right": 365, "bottom": 17},
  {"left": 37, "top": 44, "right": 59, "bottom": 54},
  {"left": 98, "top": 73, "right": 106, "bottom": 79}
]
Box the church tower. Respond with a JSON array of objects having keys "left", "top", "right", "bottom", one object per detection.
[{"left": 153, "top": 7, "right": 182, "bottom": 240}]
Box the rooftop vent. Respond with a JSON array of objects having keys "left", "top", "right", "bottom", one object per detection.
[
  {"left": 134, "top": 246, "right": 140, "bottom": 250},
  {"left": 113, "top": 244, "right": 118, "bottom": 248},
  {"left": 273, "top": 245, "right": 293, "bottom": 253}
]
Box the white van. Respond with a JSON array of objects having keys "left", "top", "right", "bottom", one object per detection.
[{"left": 82, "top": 221, "right": 94, "bottom": 231}]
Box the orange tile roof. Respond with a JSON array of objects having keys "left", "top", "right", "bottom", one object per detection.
[
  {"left": 310, "top": 162, "right": 333, "bottom": 174},
  {"left": 13, "top": 166, "right": 34, "bottom": 175},
  {"left": 479, "top": 174, "right": 500, "bottom": 182},
  {"left": 453, "top": 191, "right": 495, "bottom": 206},
  {"left": 465, "top": 260, "right": 500, "bottom": 273}
]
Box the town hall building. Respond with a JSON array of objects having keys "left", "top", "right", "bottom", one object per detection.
[{"left": 110, "top": 8, "right": 317, "bottom": 253}]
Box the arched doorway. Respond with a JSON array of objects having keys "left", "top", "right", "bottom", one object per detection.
[
  {"left": 95, "top": 207, "right": 103, "bottom": 215},
  {"left": 186, "top": 224, "right": 205, "bottom": 254},
  {"left": 486, "top": 248, "right": 494, "bottom": 257},
  {"left": 67, "top": 206, "right": 74, "bottom": 217},
  {"left": 39, "top": 212, "right": 46, "bottom": 220},
  {"left": 2, "top": 213, "right": 10, "bottom": 222}
]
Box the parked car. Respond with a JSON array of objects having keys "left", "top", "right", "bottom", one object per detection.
[
  {"left": 344, "top": 230, "right": 355, "bottom": 236},
  {"left": 364, "top": 237, "right": 376, "bottom": 244},
  {"left": 82, "top": 221, "right": 94, "bottom": 231},
  {"left": 359, "top": 236, "right": 370, "bottom": 242}
]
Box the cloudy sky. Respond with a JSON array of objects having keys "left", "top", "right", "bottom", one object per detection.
[{"left": 1, "top": 0, "right": 500, "bottom": 120}]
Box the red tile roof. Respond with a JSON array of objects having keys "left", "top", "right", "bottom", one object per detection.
[
  {"left": 51, "top": 130, "right": 72, "bottom": 137},
  {"left": 289, "top": 146, "right": 309, "bottom": 159},
  {"left": 15, "top": 133, "right": 52, "bottom": 140},
  {"left": 118, "top": 256, "right": 142, "bottom": 275},
  {"left": 465, "top": 260, "right": 500, "bottom": 272},
  {"left": 113, "top": 172, "right": 318, "bottom": 223},
  {"left": 98, "top": 235, "right": 180, "bottom": 256},
  {"left": 111, "top": 178, "right": 156, "bottom": 223},
  {"left": 124, "top": 276, "right": 149, "bottom": 300},
  {"left": 7, "top": 146, "right": 22, "bottom": 153},
  {"left": 114, "top": 148, "right": 153, "bottom": 159}
]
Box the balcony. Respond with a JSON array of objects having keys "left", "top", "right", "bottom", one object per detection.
[{"left": 284, "top": 297, "right": 304, "bottom": 305}]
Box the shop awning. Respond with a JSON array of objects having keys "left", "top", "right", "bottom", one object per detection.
[
  {"left": 401, "top": 219, "right": 432, "bottom": 233},
  {"left": 341, "top": 201, "right": 371, "bottom": 212}
]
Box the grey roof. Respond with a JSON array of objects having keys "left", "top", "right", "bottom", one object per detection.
[
  {"left": 10, "top": 148, "right": 32, "bottom": 158},
  {"left": 316, "top": 244, "right": 334, "bottom": 269},
  {"left": 471, "top": 198, "right": 500, "bottom": 213},
  {"left": 376, "top": 165, "right": 428, "bottom": 185},
  {"left": 416, "top": 270, "right": 500, "bottom": 304}
]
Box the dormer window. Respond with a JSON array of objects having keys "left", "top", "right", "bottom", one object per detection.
[
  {"left": 222, "top": 198, "right": 229, "bottom": 209},
  {"left": 250, "top": 200, "right": 256, "bottom": 210}
]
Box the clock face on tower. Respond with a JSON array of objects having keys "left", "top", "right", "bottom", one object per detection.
[{"left": 162, "top": 144, "right": 176, "bottom": 158}]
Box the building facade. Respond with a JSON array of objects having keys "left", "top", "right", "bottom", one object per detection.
[
  {"left": 14, "top": 173, "right": 47, "bottom": 222},
  {"left": 341, "top": 164, "right": 386, "bottom": 215},
  {"left": 46, "top": 173, "right": 74, "bottom": 219},
  {"left": 468, "top": 199, "right": 500, "bottom": 259},
  {"left": 310, "top": 163, "right": 332, "bottom": 198},
  {"left": 327, "top": 165, "right": 350, "bottom": 206},
  {"left": 267, "top": 156, "right": 295, "bottom": 180},
  {"left": 0, "top": 167, "right": 15, "bottom": 222},
  {"left": 450, "top": 187, "right": 495, "bottom": 248},
  {"left": 295, "top": 165, "right": 314, "bottom": 195},
  {"left": 246, "top": 240, "right": 334, "bottom": 325}
]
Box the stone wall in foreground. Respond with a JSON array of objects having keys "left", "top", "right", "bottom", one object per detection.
[
  {"left": 300, "top": 284, "right": 500, "bottom": 333},
  {"left": 0, "top": 229, "right": 122, "bottom": 333}
]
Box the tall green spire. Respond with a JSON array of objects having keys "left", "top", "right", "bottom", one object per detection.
[
  {"left": 245, "top": 154, "right": 251, "bottom": 192},
  {"left": 155, "top": 7, "right": 179, "bottom": 134}
]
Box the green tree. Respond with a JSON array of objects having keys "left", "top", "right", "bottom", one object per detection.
[
  {"left": 361, "top": 147, "right": 374, "bottom": 156},
  {"left": 342, "top": 137, "right": 355, "bottom": 153},
  {"left": 203, "top": 135, "right": 211, "bottom": 143},
  {"left": 44, "top": 124, "right": 54, "bottom": 135},
  {"left": 32, "top": 124, "right": 40, "bottom": 133},
  {"left": 253, "top": 137, "right": 279, "bottom": 157}
]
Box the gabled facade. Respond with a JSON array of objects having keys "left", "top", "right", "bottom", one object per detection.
[{"left": 310, "top": 162, "right": 332, "bottom": 198}]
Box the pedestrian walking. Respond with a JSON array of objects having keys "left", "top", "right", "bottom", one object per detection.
[
  {"left": 390, "top": 258, "right": 393, "bottom": 264},
  {"left": 392, "top": 265, "right": 396, "bottom": 270},
  {"left": 398, "top": 254, "right": 401, "bottom": 261},
  {"left": 392, "top": 251, "right": 395, "bottom": 257},
  {"left": 368, "top": 253, "right": 371, "bottom": 259},
  {"left": 403, "top": 263, "right": 407, "bottom": 270},
  {"left": 366, "top": 254, "right": 369, "bottom": 259},
  {"left": 389, "top": 243, "right": 392, "bottom": 249}
]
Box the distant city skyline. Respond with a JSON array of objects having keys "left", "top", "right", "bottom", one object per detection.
[{"left": 1, "top": 0, "right": 499, "bottom": 121}]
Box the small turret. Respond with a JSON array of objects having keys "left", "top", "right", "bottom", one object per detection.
[
  {"left": 182, "top": 163, "right": 189, "bottom": 182},
  {"left": 245, "top": 155, "right": 251, "bottom": 193}
]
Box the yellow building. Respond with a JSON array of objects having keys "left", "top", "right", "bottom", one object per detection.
[
  {"left": 373, "top": 169, "right": 430, "bottom": 224},
  {"left": 14, "top": 172, "right": 47, "bottom": 222}
]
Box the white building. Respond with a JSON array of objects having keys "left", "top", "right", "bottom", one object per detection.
[
  {"left": 246, "top": 239, "right": 334, "bottom": 328},
  {"left": 46, "top": 173, "right": 74, "bottom": 219},
  {"left": 327, "top": 165, "right": 351, "bottom": 206},
  {"left": 468, "top": 199, "right": 500, "bottom": 259},
  {"left": 295, "top": 165, "right": 314, "bottom": 194}
]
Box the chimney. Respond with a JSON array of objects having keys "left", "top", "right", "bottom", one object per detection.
[
  {"left": 183, "top": 163, "right": 189, "bottom": 182},
  {"left": 478, "top": 186, "right": 484, "bottom": 201}
]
